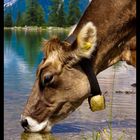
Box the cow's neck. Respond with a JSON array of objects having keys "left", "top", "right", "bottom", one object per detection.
[{"left": 71, "top": 0, "right": 136, "bottom": 75}]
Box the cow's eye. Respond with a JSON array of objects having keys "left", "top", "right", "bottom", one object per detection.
[
  {"left": 43, "top": 57, "right": 46, "bottom": 62},
  {"left": 44, "top": 75, "right": 53, "bottom": 84}
]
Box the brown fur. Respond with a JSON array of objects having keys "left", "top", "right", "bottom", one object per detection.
[
  {"left": 72, "top": 0, "right": 136, "bottom": 74},
  {"left": 21, "top": 0, "right": 136, "bottom": 132},
  {"left": 42, "top": 38, "right": 63, "bottom": 58}
]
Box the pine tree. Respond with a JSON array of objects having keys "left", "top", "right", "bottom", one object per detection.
[
  {"left": 16, "top": 11, "right": 22, "bottom": 26},
  {"left": 24, "top": 0, "right": 46, "bottom": 26},
  {"left": 57, "top": 2, "right": 66, "bottom": 27},
  {"left": 47, "top": 0, "right": 66, "bottom": 27},
  {"left": 67, "top": 0, "right": 81, "bottom": 26},
  {"left": 4, "top": 13, "right": 13, "bottom": 27},
  {"left": 47, "top": 0, "right": 60, "bottom": 26},
  {"left": 36, "top": 5, "right": 46, "bottom": 26}
]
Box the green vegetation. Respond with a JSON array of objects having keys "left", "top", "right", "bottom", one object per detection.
[
  {"left": 16, "top": 11, "right": 25, "bottom": 26},
  {"left": 57, "top": 2, "right": 66, "bottom": 27},
  {"left": 67, "top": 0, "right": 81, "bottom": 26},
  {"left": 47, "top": 0, "right": 66, "bottom": 27},
  {"left": 4, "top": 13, "right": 13, "bottom": 27},
  {"left": 81, "top": 64, "right": 126, "bottom": 140},
  {"left": 47, "top": 0, "right": 81, "bottom": 27},
  {"left": 24, "top": 0, "right": 46, "bottom": 26},
  {"left": 81, "top": 128, "right": 125, "bottom": 140},
  {"left": 4, "top": 0, "right": 81, "bottom": 27}
]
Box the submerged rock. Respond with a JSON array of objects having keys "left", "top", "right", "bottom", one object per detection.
[
  {"left": 131, "top": 83, "right": 136, "bottom": 87},
  {"left": 115, "top": 91, "right": 135, "bottom": 94}
]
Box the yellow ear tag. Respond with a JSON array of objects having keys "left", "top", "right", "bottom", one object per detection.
[{"left": 83, "top": 42, "right": 92, "bottom": 50}]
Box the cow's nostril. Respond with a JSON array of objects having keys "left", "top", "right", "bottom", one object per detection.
[
  {"left": 44, "top": 75, "right": 53, "bottom": 84},
  {"left": 21, "top": 119, "right": 28, "bottom": 128}
]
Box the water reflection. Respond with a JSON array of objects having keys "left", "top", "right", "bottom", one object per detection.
[
  {"left": 4, "top": 30, "right": 136, "bottom": 140},
  {"left": 21, "top": 132, "right": 55, "bottom": 140},
  {"left": 4, "top": 30, "right": 69, "bottom": 140},
  {"left": 4, "top": 30, "right": 12, "bottom": 43},
  {"left": 4, "top": 30, "right": 68, "bottom": 69}
]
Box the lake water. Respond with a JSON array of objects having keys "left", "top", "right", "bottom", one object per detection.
[{"left": 4, "top": 30, "right": 136, "bottom": 140}]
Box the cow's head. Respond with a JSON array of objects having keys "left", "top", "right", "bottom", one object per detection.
[
  {"left": 36, "top": 22, "right": 97, "bottom": 88},
  {"left": 20, "top": 22, "right": 97, "bottom": 132}
]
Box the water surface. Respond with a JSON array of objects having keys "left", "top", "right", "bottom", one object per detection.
[{"left": 4, "top": 30, "right": 136, "bottom": 140}]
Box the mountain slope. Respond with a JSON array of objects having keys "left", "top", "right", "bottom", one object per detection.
[{"left": 4, "top": 0, "right": 89, "bottom": 23}]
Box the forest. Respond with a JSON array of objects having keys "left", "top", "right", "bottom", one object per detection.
[{"left": 4, "top": 0, "right": 81, "bottom": 27}]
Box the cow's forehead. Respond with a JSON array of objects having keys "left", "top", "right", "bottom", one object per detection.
[
  {"left": 42, "top": 38, "right": 64, "bottom": 57},
  {"left": 45, "top": 51, "right": 59, "bottom": 63}
]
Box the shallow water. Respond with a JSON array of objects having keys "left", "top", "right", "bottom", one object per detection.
[{"left": 4, "top": 30, "right": 136, "bottom": 140}]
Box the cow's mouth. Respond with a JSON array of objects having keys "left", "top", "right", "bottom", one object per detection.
[{"left": 20, "top": 115, "right": 52, "bottom": 132}]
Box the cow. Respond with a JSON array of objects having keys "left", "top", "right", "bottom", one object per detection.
[{"left": 20, "top": 0, "right": 136, "bottom": 132}]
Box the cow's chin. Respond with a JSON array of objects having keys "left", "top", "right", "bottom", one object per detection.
[{"left": 22, "top": 116, "right": 52, "bottom": 133}]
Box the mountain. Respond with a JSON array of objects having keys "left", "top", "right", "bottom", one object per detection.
[
  {"left": 4, "top": 0, "right": 89, "bottom": 23},
  {"left": 4, "top": 0, "right": 26, "bottom": 22},
  {"left": 4, "top": 0, "right": 17, "bottom": 7}
]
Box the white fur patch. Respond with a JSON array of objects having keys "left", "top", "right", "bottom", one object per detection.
[
  {"left": 26, "top": 117, "right": 48, "bottom": 132},
  {"left": 21, "top": 115, "right": 51, "bottom": 132},
  {"left": 77, "top": 22, "right": 97, "bottom": 58}
]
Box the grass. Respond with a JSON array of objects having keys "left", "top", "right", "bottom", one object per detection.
[
  {"left": 81, "top": 126, "right": 126, "bottom": 140},
  {"left": 81, "top": 64, "right": 126, "bottom": 140}
]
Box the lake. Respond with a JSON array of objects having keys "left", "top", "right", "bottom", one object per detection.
[{"left": 4, "top": 30, "right": 136, "bottom": 140}]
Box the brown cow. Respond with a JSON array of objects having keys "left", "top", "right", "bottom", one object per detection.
[{"left": 20, "top": 0, "right": 136, "bottom": 132}]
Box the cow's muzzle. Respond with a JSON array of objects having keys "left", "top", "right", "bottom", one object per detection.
[
  {"left": 20, "top": 118, "right": 29, "bottom": 129},
  {"left": 20, "top": 115, "right": 51, "bottom": 132}
]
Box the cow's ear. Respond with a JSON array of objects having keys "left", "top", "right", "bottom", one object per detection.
[
  {"left": 62, "top": 22, "right": 97, "bottom": 67},
  {"left": 76, "top": 22, "right": 97, "bottom": 59}
]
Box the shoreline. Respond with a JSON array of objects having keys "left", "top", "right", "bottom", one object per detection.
[{"left": 4, "top": 26, "right": 72, "bottom": 32}]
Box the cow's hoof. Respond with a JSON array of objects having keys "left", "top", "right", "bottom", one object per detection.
[{"left": 88, "top": 95, "right": 105, "bottom": 112}]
